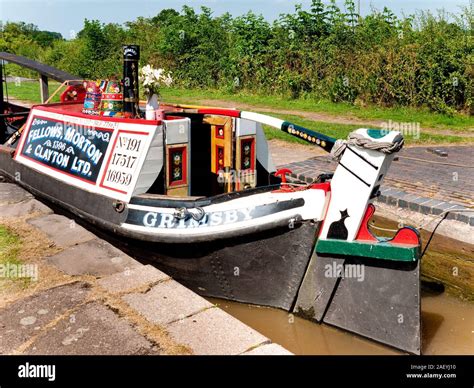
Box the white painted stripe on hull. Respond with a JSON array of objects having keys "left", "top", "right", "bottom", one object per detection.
[
  {"left": 121, "top": 189, "right": 329, "bottom": 241},
  {"left": 127, "top": 188, "right": 328, "bottom": 221},
  {"left": 122, "top": 206, "right": 305, "bottom": 237}
]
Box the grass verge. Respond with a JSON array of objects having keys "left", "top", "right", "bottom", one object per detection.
[
  {"left": 160, "top": 87, "right": 474, "bottom": 133},
  {"left": 0, "top": 224, "right": 30, "bottom": 288},
  {"left": 5, "top": 83, "right": 471, "bottom": 144},
  {"left": 261, "top": 112, "right": 470, "bottom": 145},
  {"left": 4, "top": 80, "right": 61, "bottom": 103}
]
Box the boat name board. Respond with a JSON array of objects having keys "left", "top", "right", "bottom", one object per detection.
[
  {"left": 15, "top": 109, "right": 158, "bottom": 202},
  {"left": 20, "top": 116, "right": 111, "bottom": 183}
]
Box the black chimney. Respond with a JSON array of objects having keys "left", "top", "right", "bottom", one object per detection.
[{"left": 122, "top": 45, "right": 140, "bottom": 118}]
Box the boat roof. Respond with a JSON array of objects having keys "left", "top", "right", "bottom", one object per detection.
[
  {"left": 32, "top": 102, "right": 163, "bottom": 125},
  {"left": 29, "top": 101, "right": 245, "bottom": 123}
]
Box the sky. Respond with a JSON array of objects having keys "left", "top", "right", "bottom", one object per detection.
[{"left": 0, "top": 0, "right": 471, "bottom": 38}]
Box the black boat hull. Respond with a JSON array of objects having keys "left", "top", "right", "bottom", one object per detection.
[
  {"left": 110, "top": 221, "right": 319, "bottom": 310},
  {"left": 0, "top": 152, "right": 319, "bottom": 310}
]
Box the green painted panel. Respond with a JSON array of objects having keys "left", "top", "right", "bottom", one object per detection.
[
  {"left": 366, "top": 129, "right": 386, "bottom": 139},
  {"left": 316, "top": 239, "right": 420, "bottom": 262}
]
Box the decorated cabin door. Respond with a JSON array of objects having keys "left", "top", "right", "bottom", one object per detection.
[
  {"left": 206, "top": 116, "right": 233, "bottom": 193},
  {"left": 164, "top": 118, "right": 191, "bottom": 196},
  {"left": 235, "top": 118, "right": 257, "bottom": 191}
]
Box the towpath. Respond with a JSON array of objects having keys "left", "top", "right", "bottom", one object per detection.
[
  {"left": 269, "top": 141, "right": 474, "bottom": 229},
  {"left": 197, "top": 99, "right": 474, "bottom": 139}
]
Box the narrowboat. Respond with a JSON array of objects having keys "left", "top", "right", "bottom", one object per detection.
[{"left": 0, "top": 47, "right": 423, "bottom": 354}]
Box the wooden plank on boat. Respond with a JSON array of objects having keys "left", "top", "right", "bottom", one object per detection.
[{"left": 0, "top": 52, "right": 79, "bottom": 83}]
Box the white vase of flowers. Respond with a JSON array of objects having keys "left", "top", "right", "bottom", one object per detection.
[
  {"left": 139, "top": 65, "right": 173, "bottom": 120},
  {"left": 145, "top": 93, "right": 159, "bottom": 120}
]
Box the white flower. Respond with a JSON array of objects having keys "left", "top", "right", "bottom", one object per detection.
[
  {"left": 153, "top": 69, "right": 162, "bottom": 79},
  {"left": 139, "top": 65, "right": 173, "bottom": 96}
]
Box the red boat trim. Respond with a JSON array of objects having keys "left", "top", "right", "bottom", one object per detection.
[
  {"left": 355, "top": 203, "right": 378, "bottom": 242},
  {"left": 309, "top": 181, "right": 331, "bottom": 194},
  {"left": 168, "top": 146, "right": 188, "bottom": 187},
  {"left": 215, "top": 145, "right": 225, "bottom": 172},
  {"left": 388, "top": 227, "right": 420, "bottom": 246},
  {"left": 239, "top": 137, "right": 255, "bottom": 171},
  {"left": 115, "top": 129, "right": 150, "bottom": 136},
  {"left": 196, "top": 108, "right": 241, "bottom": 118},
  {"left": 318, "top": 187, "right": 332, "bottom": 237}
]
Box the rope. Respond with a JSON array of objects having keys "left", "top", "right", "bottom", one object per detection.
[
  {"left": 282, "top": 181, "right": 311, "bottom": 187},
  {"left": 331, "top": 130, "right": 471, "bottom": 168},
  {"left": 331, "top": 132, "right": 404, "bottom": 160},
  {"left": 369, "top": 224, "right": 400, "bottom": 232},
  {"left": 420, "top": 213, "right": 449, "bottom": 260}
]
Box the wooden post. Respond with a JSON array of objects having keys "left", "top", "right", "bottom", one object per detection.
[
  {"left": 0, "top": 60, "right": 6, "bottom": 144},
  {"left": 39, "top": 74, "right": 49, "bottom": 103}
]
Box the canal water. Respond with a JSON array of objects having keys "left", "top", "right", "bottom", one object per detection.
[
  {"left": 210, "top": 292, "right": 474, "bottom": 355},
  {"left": 210, "top": 216, "right": 474, "bottom": 355}
]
